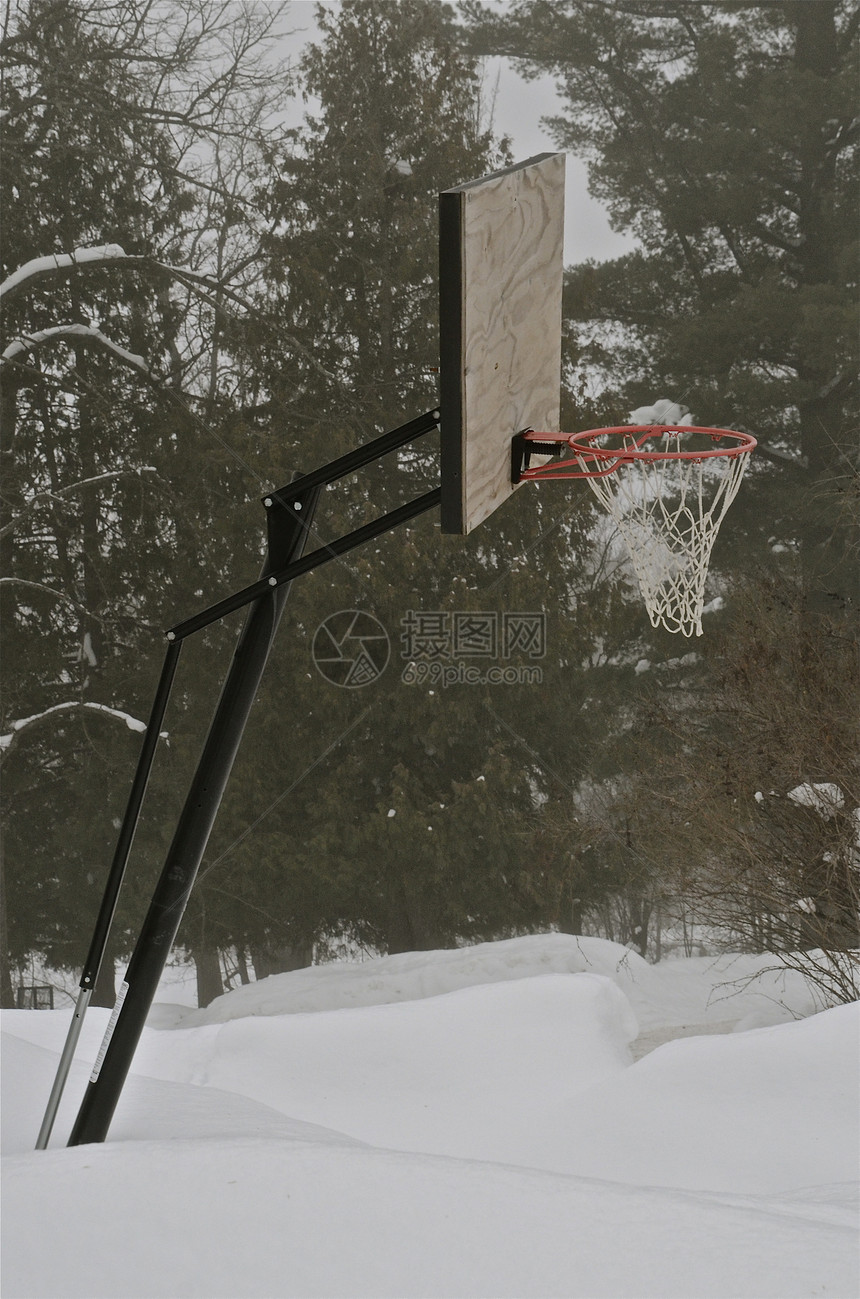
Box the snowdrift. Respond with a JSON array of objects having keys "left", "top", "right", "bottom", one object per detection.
[{"left": 2, "top": 934, "right": 857, "bottom": 1299}]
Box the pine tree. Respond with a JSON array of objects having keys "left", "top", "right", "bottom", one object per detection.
[
  {"left": 187, "top": 0, "right": 629, "bottom": 964},
  {"left": 459, "top": 0, "right": 859, "bottom": 964},
  {"left": 466, "top": 1, "right": 857, "bottom": 459},
  {"left": 0, "top": 0, "right": 290, "bottom": 1004}
]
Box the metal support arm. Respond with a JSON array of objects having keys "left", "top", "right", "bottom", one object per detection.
[
  {"left": 67, "top": 484, "right": 322, "bottom": 1146},
  {"left": 168, "top": 487, "right": 441, "bottom": 642},
  {"left": 48, "top": 409, "right": 441, "bottom": 1148}
]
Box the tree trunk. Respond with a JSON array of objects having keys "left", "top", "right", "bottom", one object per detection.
[
  {"left": 628, "top": 894, "right": 651, "bottom": 958},
  {"left": 0, "top": 834, "right": 15, "bottom": 1008},
  {"left": 557, "top": 892, "right": 584, "bottom": 936},
  {"left": 793, "top": 3, "right": 845, "bottom": 476},
  {"left": 383, "top": 876, "right": 446, "bottom": 955},
  {"left": 73, "top": 339, "right": 105, "bottom": 669},
  {"left": 194, "top": 947, "right": 225, "bottom": 1007},
  {"left": 236, "top": 946, "right": 251, "bottom": 984}
]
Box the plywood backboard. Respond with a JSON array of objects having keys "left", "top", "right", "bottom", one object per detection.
[{"left": 439, "top": 153, "right": 565, "bottom": 535}]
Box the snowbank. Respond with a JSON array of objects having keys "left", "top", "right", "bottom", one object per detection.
[
  {"left": 177, "top": 932, "right": 823, "bottom": 1037},
  {"left": 125, "top": 973, "right": 639, "bottom": 1168},
  {"left": 2, "top": 935, "right": 857, "bottom": 1299},
  {"left": 182, "top": 932, "right": 650, "bottom": 1024}
]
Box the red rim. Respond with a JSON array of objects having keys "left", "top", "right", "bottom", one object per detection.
[
  {"left": 568, "top": 425, "right": 757, "bottom": 462},
  {"left": 516, "top": 425, "right": 756, "bottom": 481}
]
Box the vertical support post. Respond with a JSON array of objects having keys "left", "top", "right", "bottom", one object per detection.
[
  {"left": 36, "top": 639, "right": 181, "bottom": 1150},
  {"left": 78, "top": 641, "right": 184, "bottom": 996},
  {"left": 67, "top": 486, "right": 320, "bottom": 1146},
  {"left": 35, "top": 987, "right": 92, "bottom": 1149}
]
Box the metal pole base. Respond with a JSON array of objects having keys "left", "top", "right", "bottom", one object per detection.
[{"left": 35, "top": 987, "right": 92, "bottom": 1149}]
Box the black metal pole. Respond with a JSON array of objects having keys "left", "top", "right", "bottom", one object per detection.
[
  {"left": 35, "top": 640, "right": 182, "bottom": 1149},
  {"left": 168, "top": 487, "right": 442, "bottom": 642},
  {"left": 68, "top": 485, "right": 320, "bottom": 1146},
  {"left": 80, "top": 640, "right": 183, "bottom": 994},
  {"left": 265, "top": 408, "right": 439, "bottom": 506}
]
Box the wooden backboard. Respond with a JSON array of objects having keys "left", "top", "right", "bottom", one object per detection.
[{"left": 439, "top": 153, "right": 565, "bottom": 535}]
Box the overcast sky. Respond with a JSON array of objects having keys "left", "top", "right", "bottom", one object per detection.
[{"left": 278, "top": 1, "right": 635, "bottom": 265}]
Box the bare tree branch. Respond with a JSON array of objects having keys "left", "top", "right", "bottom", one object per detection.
[
  {"left": 0, "top": 576, "right": 108, "bottom": 623},
  {"left": 0, "top": 468, "right": 158, "bottom": 540}
]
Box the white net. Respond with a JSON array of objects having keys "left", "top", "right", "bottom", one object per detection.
[{"left": 574, "top": 431, "right": 753, "bottom": 637}]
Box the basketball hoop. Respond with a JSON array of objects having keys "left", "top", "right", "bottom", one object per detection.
[{"left": 512, "top": 425, "right": 757, "bottom": 637}]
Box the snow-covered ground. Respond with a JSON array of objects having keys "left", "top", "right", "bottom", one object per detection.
[{"left": 2, "top": 934, "right": 858, "bottom": 1298}]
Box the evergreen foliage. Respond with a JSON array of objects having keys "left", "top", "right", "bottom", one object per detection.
[
  {"left": 1, "top": 0, "right": 626, "bottom": 1005},
  {"left": 463, "top": 0, "right": 859, "bottom": 978},
  {"left": 199, "top": 0, "right": 624, "bottom": 964},
  {"left": 465, "top": 0, "right": 858, "bottom": 473},
  {"left": 0, "top": 0, "right": 289, "bottom": 1004},
  {"left": 5, "top": 0, "right": 854, "bottom": 1007}
]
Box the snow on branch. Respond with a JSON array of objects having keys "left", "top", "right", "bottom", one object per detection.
[
  {"left": 2, "top": 324, "right": 150, "bottom": 374},
  {"left": 0, "top": 243, "right": 349, "bottom": 402},
  {"left": 0, "top": 701, "right": 167, "bottom": 758},
  {"left": 0, "top": 243, "right": 254, "bottom": 311},
  {"left": 0, "top": 246, "right": 344, "bottom": 395},
  {"left": 0, "top": 245, "right": 131, "bottom": 303},
  {"left": 0, "top": 467, "right": 158, "bottom": 541}
]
